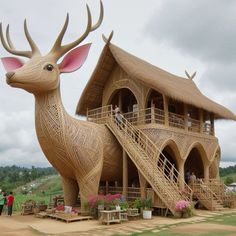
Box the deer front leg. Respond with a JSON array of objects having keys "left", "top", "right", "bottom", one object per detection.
[
  {"left": 77, "top": 162, "right": 103, "bottom": 211},
  {"left": 61, "top": 176, "right": 79, "bottom": 206}
]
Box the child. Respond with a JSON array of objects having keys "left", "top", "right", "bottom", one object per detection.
[{"left": 7, "top": 192, "right": 14, "bottom": 216}]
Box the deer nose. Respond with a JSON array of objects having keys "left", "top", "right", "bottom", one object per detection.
[{"left": 6, "top": 72, "right": 15, "bottom": 79}]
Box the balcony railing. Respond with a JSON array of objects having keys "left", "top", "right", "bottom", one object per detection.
[
  {"left": 169, "top": 112, "right": 185, "bottom": 129},
  {"left": 87, "top": 106, "right": 214, "bottom": 136}
]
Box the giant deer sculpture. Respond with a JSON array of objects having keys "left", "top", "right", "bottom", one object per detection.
[{"left": 0, "top": 1, "right": 122, "bottom": 208}]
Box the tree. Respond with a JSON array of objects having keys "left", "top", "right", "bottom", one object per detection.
[{"left": 225, "top": 176, "right": 234, "bottom": 185}]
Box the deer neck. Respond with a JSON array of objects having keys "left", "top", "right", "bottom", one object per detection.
[
  {"left": 34, "top": 87, "right": 71, "bottom": 147},
  {"left": 34, "top": 88, "right": 77, "bottom": 175}
]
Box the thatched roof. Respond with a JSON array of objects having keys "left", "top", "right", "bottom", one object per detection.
[{"left": 76, "top": 42, "right": 236, "bottom": 121}]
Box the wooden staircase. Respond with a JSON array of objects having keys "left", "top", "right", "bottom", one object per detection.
[
  {"left": 87, "top": 105, "right": 192, "bottom": 216},
  {"left": 206, "top": 179, "right": 236, "bottom": 208},
  {"left": 191, "top": 179, "right": 225, "bottom": 210}
]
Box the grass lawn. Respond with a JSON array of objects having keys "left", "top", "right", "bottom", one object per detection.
[{"left": 12, "top": 175, "right": 63, "bottom": 212}]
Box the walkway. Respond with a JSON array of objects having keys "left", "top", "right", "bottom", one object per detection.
[{"left": 1, "top": 209, "right": 236, "bottom": 236}]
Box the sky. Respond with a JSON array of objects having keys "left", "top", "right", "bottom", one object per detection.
[{"left": 0, "top": 0, "right": 235, "bottom": 168}]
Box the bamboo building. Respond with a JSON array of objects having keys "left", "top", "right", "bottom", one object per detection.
[{"left": 76, "top": 39, "right": 236, "bottom": 214}]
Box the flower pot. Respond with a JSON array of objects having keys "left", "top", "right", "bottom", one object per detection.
[
  {"left": 115, "top": 205, "right": 121, "bottom": 211},
  {"left": 142, "top": 209, "right": 152, "bottom": 219}
]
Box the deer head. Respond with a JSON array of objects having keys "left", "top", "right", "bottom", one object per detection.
[{"left": 0, "top": 1, "right": 103, "bottom": 94}]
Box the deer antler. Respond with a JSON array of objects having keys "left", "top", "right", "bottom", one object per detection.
[
  {"left": 50, "top": 0, "right": 104, "bottom": 60},
  {"left": 0, "top": 21, "right": 41, "bottom": 58}
]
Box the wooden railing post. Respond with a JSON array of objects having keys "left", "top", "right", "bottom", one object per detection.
[
  {"left": 178, "top": 161, "right": 185, "bottom": 190},
  {"left": 151, "top": 105, "right": 155, "bottom": 123},
  {"left": 122, "top": 148, "right": 128, "bottom": 198},
  {"left": 184, "top": 104, "right": 188, "bottom": 131}
]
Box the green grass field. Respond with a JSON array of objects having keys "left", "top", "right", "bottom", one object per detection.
[{"left": 12, "top": 175, "right": 62, "bottom": 212}]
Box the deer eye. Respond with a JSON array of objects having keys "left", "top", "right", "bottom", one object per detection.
[{"left": 44, "top": 64, "right": 54, "bottom": 71}]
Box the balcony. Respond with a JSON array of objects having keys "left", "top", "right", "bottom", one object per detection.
[
  {"left": 87, "top": 105, "right": 214, "bottom": 136},
  {"left": 123, "top": 107, "right": 214, "bottom": 136}
]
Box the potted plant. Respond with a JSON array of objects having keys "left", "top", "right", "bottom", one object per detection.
[
  {"left": 175, "top": 200, "right": 193, "bottom": 218},
  {"left": 142, "top": 197, "right": 152, "bottom": 219}
]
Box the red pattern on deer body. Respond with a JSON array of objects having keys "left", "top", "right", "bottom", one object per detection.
[{"left": 0, "top": 1, "right": 122, "bottom": 208}]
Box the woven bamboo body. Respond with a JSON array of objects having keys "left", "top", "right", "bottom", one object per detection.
[{"left": 35, "top": 89, "right": 122, "bottom": 206}]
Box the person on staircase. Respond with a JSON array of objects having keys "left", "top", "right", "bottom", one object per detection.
[{"left": 115, "top": 111, "right": 124, "bottom": 128}]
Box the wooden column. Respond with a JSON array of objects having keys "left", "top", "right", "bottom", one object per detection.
[
  {"left": 178, "top": 161, "right": 185, "bottom": 190},
  {"left": 118, "top": 91, "right": 122, "bottom": 112},
  {"left": 163, "top": 96, "right": 169, "bottom": 126},
  {"left": 199, "top": 109, "right": 203, "bottom": 133},
  {"left": 204, "top": 163, "right": 210, "bottom": 182},
  {"left": 210, "top": 113, "right": 215, "bottom": 136},
  {"left": 122, "top": 149, "right": 128, "bottom": 197},
  {"left": 105, "top": 181, "right": 109, "bottom": 195},
  {"left": 184, "top": 104, "right": 188, "bottom": 131},
  {"left": 138, "top": 170, "right": 146, "bottom": 199},
  {"left": 151, "top": 103, "right": 155, "bottom": 123}
]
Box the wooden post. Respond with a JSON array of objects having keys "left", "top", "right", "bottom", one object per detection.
[
  {"left": 199, "top": 109, "right": 203, "bottom": 133},
  {"left": 178, "top": 161, "right": 185, "bottom": 190},
  {"left": 138, "top": 170, "right": 146, "bottom": 199},
  {"left": 163, "top": 96, "right": 169, "bottom": 126},
  {"left": 210, "top": 113, "right": 215, "bottom": 136},
  {"left": 86, "top": 107, "right": 89, "bottom": 121},
  {"left": 122, "top": 149, "right": 128, "bottom": 198},
  {"left": 184, "top": 104, "right": 188, "bottom": 131},
  {"left": 105, "top": 181, "right": 109, "bottom": 195},
  {"left": 204, "top": 163, "right": 210, "bottom": 182},
  {"left": 118, "top": 91, "right": 122, "bottom": 112},
  {"left": 151, "top": 103, "right": 155, "bottom": 123}
]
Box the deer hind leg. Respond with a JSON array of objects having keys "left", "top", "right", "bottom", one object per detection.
[{"left": 61, "top": 176, "right": 79, "bottom": 206}]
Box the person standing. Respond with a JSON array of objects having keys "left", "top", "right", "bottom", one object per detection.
[
  {"left": 7, "top": 192, "right": 14, "bottom": 216},
  {"left": 184, "top": 170, "right": 191, "bottom": 184},
  {"left": 189, "top": 172, "right": 196, "bottom": 184},
  {"left": 114, "top": 105, "right": 120, "bottom": 114},
  {"left": 0, "top": 190, "right": 6, "bottom": 215}
]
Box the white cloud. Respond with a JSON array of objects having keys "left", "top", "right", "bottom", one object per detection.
[{"left": 0, "top": 110, "right": 49, "bottom": 167}]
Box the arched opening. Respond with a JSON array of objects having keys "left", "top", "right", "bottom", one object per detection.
[
  {"left": 127, "top": 158, "right": 139, "bottom": 187},
  {"left": 144, "top": 90, "right": 164, "bottom": 124},
  {"left": 159, "top": 145, "right": 179, "bottom": 181},
  {"left": 184, "top": 148, "right": 204, "bottom": 179},
  {"left": 188, "top": 106, "right": 199, "bottom": 120},
  {"left": 203, "top": 111, "right": 214, "bottom": 135},
  {"left": 146, "top": 90, "right": 164, "bottom": 110},
  {"left": 168, "top": 98, "right": 184, "bottom": 115},
  {"left": 168, "top": 98, "right": 185, "bottom": 129},
  {"left": 109, "top": 88, "right": 138, "bottom": 113}
]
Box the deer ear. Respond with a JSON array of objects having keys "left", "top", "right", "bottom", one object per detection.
[
  {"left": 59, "top": 43, "right": 91, "bottom": 73},
  {"left": 1, "top": 57, "right": 24, "bottom": 72}
]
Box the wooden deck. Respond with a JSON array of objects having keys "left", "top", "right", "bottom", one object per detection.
[{"left": 38, "top": 212, "right": 93, "bottom": 223}]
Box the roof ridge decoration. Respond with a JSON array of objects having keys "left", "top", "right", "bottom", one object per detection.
[
  {"left": 185, "top": 70, "right": 197, "bottom": 80},
  {"left": 102, "top": 31, "right": 114, "bottom": 44}
]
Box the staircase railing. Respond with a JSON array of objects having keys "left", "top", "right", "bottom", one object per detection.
[
  {"left": 87, "top": 105, "right": 192, "bottom": 214},
  {"left": 191, "top": 179, "right": 223, "bottom": 210}
]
